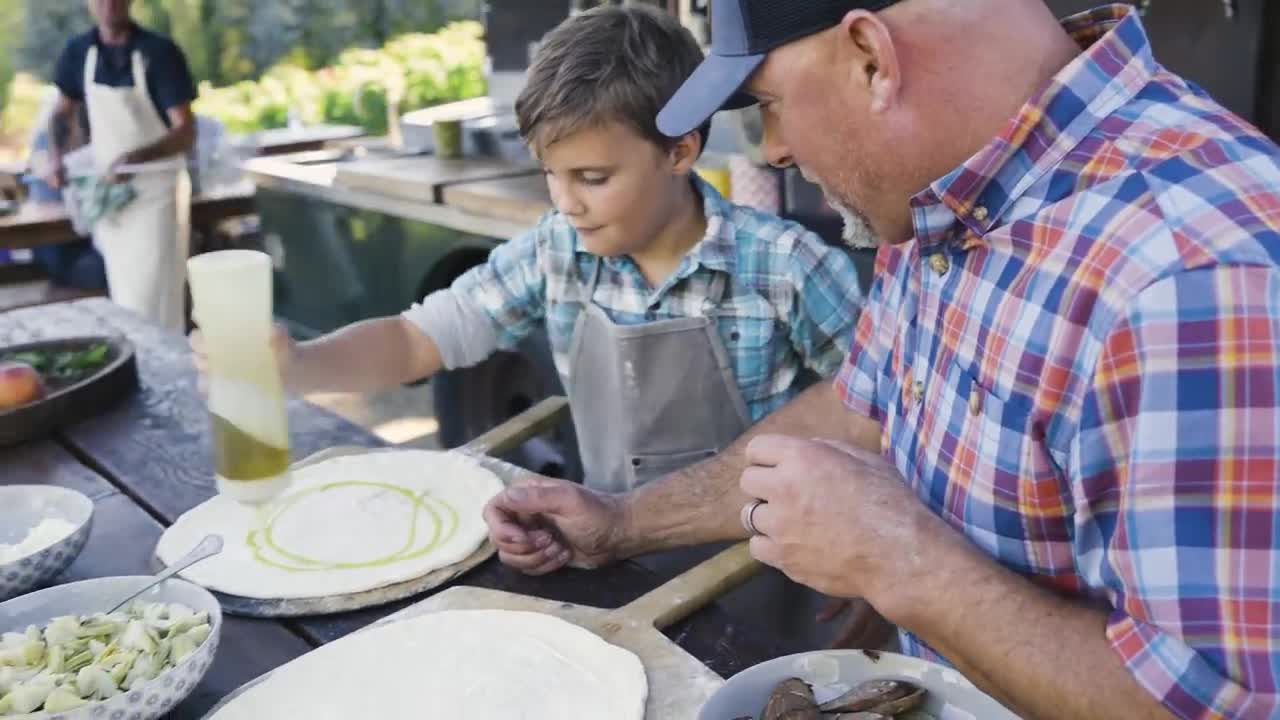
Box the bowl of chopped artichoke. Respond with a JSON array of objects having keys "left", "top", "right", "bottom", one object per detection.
[
  {"left": 0, "top": 485, "right": 94, "bottom": 601},
  {"left": 0, "top": 576, "right": 221, "bottom": 718}
]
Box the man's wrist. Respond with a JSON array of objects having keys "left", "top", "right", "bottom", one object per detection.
[
  {"left": 870, "top": 507, "right": 983, "bottom": 629},
  {"left": 605, "top": 492, "right": 643, "bottom": 561}
]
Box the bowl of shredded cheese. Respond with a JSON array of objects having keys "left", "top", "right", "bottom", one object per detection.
[{"left": 0, "top": 486, "right": 93, "bottom": 601}]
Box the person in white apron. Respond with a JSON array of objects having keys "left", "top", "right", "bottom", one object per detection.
[
  {"left": 84, "top": 43, "right": 191, "bottom": 332},
  {"left": 44, "top": 3, "right": 196, "bottom": 332}
]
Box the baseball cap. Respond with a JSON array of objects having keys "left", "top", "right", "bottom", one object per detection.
[{"left": 657, "top": 0, "right": 906, "bottom": 137}]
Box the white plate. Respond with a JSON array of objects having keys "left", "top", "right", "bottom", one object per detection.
[{"left": 698, "top": 650, "right": 1021, "bottom": 720}]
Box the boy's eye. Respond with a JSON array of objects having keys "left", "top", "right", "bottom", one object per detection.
[{"left": 580, "top": 174, "right": 609, "bottom": 186}]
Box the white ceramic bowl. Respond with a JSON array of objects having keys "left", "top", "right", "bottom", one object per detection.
[
  {"left": 0, "top": 485, "right": 94, "bottom": 601},
  {"left": 0, "top": 575, "right": 222, "bottom": 720},
  {"left": 698, "top": 650, "right": 1020, "bottom": 720}
]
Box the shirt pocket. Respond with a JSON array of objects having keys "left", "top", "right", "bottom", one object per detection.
[
  {"left": 936, "top": 360, "right": 1032, "bottom": 479},
  {"left": 930, "top": 360, "right": 1073, "bottom": 558},
  {"left": 714, "top": 294, "right": 781, "bottom": 402}
]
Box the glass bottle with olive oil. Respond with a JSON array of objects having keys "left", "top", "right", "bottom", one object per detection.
[{"left": 188, "top": 250, "right": 291, "bottom": 504}]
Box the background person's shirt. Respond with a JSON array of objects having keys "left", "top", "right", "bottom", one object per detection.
[{"left": 53, "top": 22, "right": 197, "bottom": 126}]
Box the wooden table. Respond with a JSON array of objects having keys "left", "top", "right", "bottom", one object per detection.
[
  {"left": 0, "top": 299, "right": 795, "bottom": 718},
  {"left": 441, "top": 173, "right": 552, "bottom": 226},
  {"left": 0, "top": 182, "right": 257, "bottom": 251},
  {"left": 245, "top": 125, "right": 367, "bottom": 157}
]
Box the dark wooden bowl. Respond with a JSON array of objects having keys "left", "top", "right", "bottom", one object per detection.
[{"left": 0, "top": 336, "right": 139, "bottom": 447}]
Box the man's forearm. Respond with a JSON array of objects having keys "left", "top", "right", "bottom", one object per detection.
[
  {"left": 616, "top": 381, "right": 877, "bottom": 556},
  {"left": 49, "top": 109, "right": 74, "bottom": 159},
  {"left": 123, "top": 124, "right": 194, "bottom": 165},
  {"left": 291, "top": 316, "right": 443, "bottom": 395},
  {"left": 889, "top": 522, "right": 1172, "bottom": 720}
]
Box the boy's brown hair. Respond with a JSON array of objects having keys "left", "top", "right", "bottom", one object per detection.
[{"left": 516, "top": 4, "right": 711, "bottom": 156}]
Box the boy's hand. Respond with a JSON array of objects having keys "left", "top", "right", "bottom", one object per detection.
[
  {"left": 483, "top": 477, "right": 625, "bottom": 575},
  {"left": 188, "top": 323, "right": 297, "bottom": 394}
]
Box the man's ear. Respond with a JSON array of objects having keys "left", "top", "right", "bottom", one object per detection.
[
  {"left": 839, "top": 10, "right": 901, "bottom": 114},
  {"left": 668, "top": 130, "right": 703, "bottom": 175}
]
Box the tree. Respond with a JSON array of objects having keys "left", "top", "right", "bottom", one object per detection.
[
  {"left": 0, "top": 1, "right": 26, "bottom": 110},
  {"left": 8, "top": 0, "right": 485, "bottom": 90},
  {"left": 17, "top": 0, "right": 91, "bottom": 80}
]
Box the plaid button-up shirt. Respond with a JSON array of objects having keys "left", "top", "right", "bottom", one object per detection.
[
  {"left": 450, "top": 176, "right": 862, "bottom": 421},
  {"left": 835, "top": 6, "right": 1280, "bottom": 718}
]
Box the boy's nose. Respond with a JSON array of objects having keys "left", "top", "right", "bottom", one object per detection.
[{"left": 549, "top": 182, "right": 587, "bottom": 217}]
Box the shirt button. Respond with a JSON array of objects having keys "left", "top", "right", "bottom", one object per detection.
[
  {"left": 913, "top": 381, "right": 925, "bottom": 402},
  {"left": 928, "top": 253, "right": 950, "bottom": 276},
  {"left": 969, "top": 388, "right": 983, "bottom": 416},
  {"left": 973, "top": 205, "right": 990, "bottom": 222}
]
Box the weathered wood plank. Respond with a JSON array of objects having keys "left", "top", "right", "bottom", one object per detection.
[{"left": 0, "top": 441, "right": 314, "bottom": 720}]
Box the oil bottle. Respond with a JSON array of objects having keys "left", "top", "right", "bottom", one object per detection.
[{"left": 187, "top": 250, "right": 291, "bottom": 503}]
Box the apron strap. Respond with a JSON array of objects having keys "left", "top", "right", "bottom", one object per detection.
[
  {"left": 705, "top": 270, "right": 729, "bottom": 313},
  {"left": 131, "top": 51, "right": 149, "bottom": 99},
  {"left": 83, "top": 46, "right": 97, "bottom": 92},
  {"left": 585, "top": 255, "right": 605, "bottom": 301}
]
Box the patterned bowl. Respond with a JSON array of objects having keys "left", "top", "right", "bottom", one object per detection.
[
  {"left": 698, "top": 650, "right": 1020, "bottom": 719},
  {"left": 0, "top": 485, "right": 94, "bottom": 601},
  {"left": 0, "top": 575, "right": 222, "bottom": 720}
]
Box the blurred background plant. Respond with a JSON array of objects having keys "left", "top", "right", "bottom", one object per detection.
[{"left": 0, "top": 0, "right": 485, "bottom": 159}]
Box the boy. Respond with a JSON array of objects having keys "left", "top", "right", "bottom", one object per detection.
[{"left": 195, "top": 5, "right": 863, "bottom": 494}]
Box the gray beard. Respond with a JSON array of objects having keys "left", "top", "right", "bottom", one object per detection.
[
  {"left": 800, "top": 168, "right": 881, "bottom": 249},
  {"left": 829, "top": 198, "right": 880, "bottom": 249}
]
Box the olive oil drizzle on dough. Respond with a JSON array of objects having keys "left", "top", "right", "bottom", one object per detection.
[{"left": 246, "top": 481, "right": 459, "bottom": 572}]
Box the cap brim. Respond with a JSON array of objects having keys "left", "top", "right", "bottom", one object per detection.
[{"left": 657, "top": 52, "right": 765, "bottom": 138}]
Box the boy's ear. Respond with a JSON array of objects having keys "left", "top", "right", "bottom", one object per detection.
[{"left": 668, "top": 131, "right": 702, "bottom": 175}]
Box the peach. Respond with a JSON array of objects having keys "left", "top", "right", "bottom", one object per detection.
[{"left": 0, "top": 361, "right": 45, "bottom": 410}]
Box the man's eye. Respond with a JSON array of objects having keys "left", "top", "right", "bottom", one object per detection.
[{"left": 580, "top": 175, "right": 609, "bottom": 186}]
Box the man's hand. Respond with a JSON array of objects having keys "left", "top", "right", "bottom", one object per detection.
[
  {"left": 483, "top": 477, "right": 627, "bottom": 575},
  {"left": 740, "top": 435, "right": 941, "bottom": 614},
  {"left": 42, "top": 155, "right": 66, "bottom": 190},
  {"left": 104, "top": 151, "right": 137, "bottom": 184},
  {"left": 816, "top": 597, "right": 897, "bottom": 650}
]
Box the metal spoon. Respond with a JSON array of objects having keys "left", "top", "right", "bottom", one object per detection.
[{"left": 108, "top": 534, "right": 224, "bottom": 614}]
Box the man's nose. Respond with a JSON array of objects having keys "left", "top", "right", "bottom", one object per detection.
[{"left": 760, "top": 120, "right": 794, "bottom": 170}]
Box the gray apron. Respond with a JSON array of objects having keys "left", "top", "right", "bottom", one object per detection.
[{"left": 564, "top": 257, "right": 833, "bottom": 651}]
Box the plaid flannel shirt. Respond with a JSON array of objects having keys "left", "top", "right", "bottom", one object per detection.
[
  {"left": 835, "top": 6, "right": 1280, "bottom": 718},
  {"left": 450, "top": 175, "right": 862, "bottom": 421}
]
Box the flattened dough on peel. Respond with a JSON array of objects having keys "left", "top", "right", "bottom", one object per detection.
[
  {"left": 210, "top": 610, "right": 648, "bottom": 720},
  {"left": 156, "top": 450, "right": 503, "bottom": 599}
]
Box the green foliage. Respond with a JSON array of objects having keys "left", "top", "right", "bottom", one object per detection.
[
  {"left": 193, "top": 21, "right": 487, "bottom": 135},
  {"left": 0, "top": 1, "right": 485, "bottom": 150}
]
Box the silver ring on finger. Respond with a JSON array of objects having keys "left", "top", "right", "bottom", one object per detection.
[{"left": 740, "top": 498, "right": 767, "bottom": 536}]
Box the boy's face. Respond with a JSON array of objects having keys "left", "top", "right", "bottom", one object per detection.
[{"left": 538, "top": 121, "right": 696, "bottom": 257}]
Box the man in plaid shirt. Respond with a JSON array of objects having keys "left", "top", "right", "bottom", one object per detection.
[{"left": 486, "top": 1, "right": 1280, "bottom": 717}]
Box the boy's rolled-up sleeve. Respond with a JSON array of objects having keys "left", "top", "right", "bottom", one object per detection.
[{"left": 402, "top": 225, "right": 548, "bottom": 370}]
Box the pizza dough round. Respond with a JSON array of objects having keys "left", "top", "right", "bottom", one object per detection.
[
  {"left": 156, "top": 450, "right": 503, "bottom": 599},
  {"left": 209, "top": 610, "right": 648, "bottom": 720}
]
